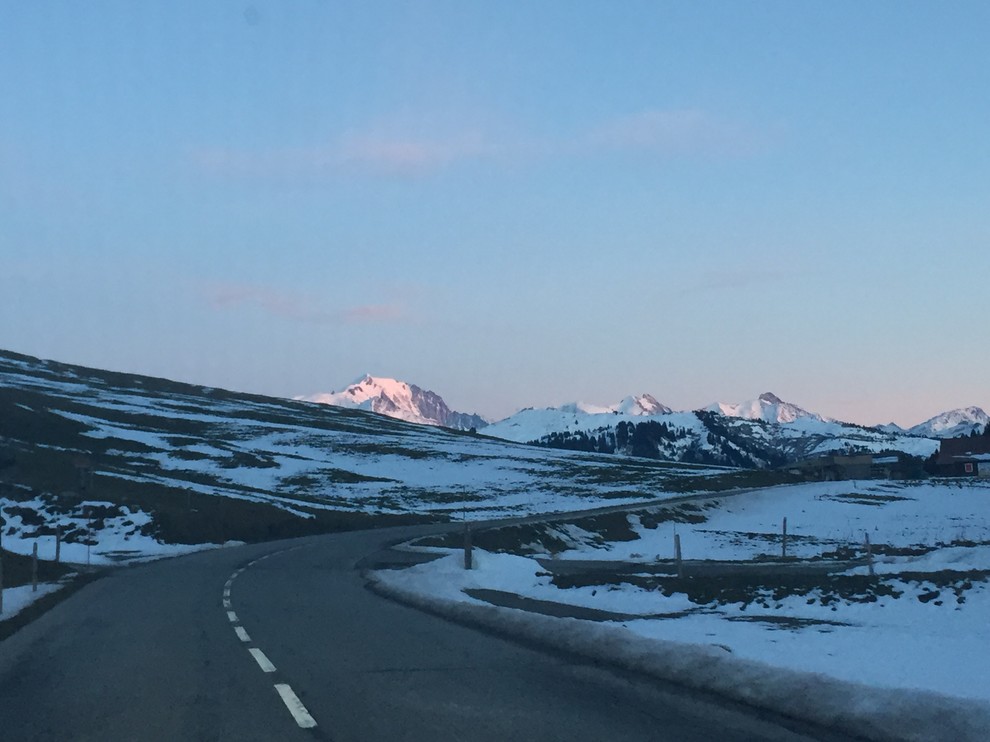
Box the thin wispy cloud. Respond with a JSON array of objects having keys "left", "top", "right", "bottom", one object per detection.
[
  {"left": 204, "top": 283, "right": 407, "bottom": 325},
  {"left": 338, "top": 131, "right": 490, "bottom": 174},
  {"left": 208, "top": 283, "right": 312, "bottom": 319},
  {"left": 587, "top": 109, "right": 755, "bottom": 157},
  {"left": 193, "top": 130, "right": 491, "bottom": 179},
  {"left": 191, "top": 108, "right": 760, "bottom": 181},
  {"left": 682, "top": 265, "right": 803, "bottom": 294},
  {"left": 340, "top": 303, "right": 406, "bottom": 324}
]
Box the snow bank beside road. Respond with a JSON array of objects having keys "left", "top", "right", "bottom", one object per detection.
[
  {"left": 0, "top": 583, "right": 62, "bottom": 623},
  {"left": 370, "top": 552, "right": 990, "bottom": 742}
]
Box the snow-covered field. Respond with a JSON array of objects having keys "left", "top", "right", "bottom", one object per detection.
[{"left": 374, "top": 480, "right": 990, "bottom": 709}]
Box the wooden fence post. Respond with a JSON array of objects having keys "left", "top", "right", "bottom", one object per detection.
[
  {"left": 674, "top": 533, "right": 682, "bottom": 578},
  {"left": 782, "top": 517, "right": 788, "bottom": 559},
  {"left": 463, "top": 524, "right": 473, "bottom": 570},
  {"left": 0, "top": 503, "right": 3, "bottom": 615}
]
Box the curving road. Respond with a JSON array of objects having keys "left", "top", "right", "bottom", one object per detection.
[{"left": 0, "top": 524, "right": 855, "bottom": 741}]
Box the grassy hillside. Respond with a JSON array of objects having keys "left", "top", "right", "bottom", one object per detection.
[{"left": 0, "top": 349, "right": 764, "bottom": 560}]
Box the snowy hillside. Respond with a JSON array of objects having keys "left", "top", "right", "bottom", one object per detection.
[
  {"left": 0, "top": 349, "right": 732, "bottom": 562},
  {"left": 909, "top": 407, "right": 989, "bottom": 439},
  {"left": 298, "top": 374, "right": 487, "bottom": 431},
  {"left": 484, "top": 393, "right": 672, "bottom": 439}
]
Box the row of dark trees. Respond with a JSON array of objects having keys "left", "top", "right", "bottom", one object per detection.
[{"left": 530, "top": 413, "right": 805, "bottom": 469}]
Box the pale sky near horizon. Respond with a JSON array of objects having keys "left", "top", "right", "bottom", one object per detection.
[{"left": 2, "top": 2, "right": 988, "bottom": 426}]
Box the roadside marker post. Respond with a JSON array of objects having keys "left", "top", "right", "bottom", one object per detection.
[
  {"left": 0, "top": 505, "right": 4, "bottom": 615},
  {"left": 32, "top": 542, "right": 38, "bottom": 592},
  {"left": 463, "top": 524, "right": 473, "bottom": 570},
  {"left": 55, "top": 523, "right": 61, "bottom": 564},
  {"left": 864, "top": 533, "right": 875, "bottom": 577},
  {"left": 674, "top": 533, "right": 683, "bottom": 578},
  {"left": 87, "top": 506, "right": 93, "bottom": 566},
  {"left": 782, "top": 517, "right": 788, "bottom": 559}
]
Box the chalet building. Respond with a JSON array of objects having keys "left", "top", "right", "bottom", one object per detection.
[
  {"left": 788, "top": 452, "right": 923, "bottom": 481},
  {"left": 936, "top": 437, "right": 990, "bottom": 477}
]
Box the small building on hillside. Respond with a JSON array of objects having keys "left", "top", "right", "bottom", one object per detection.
[
  {"left": 789, "top": 452, "right": 923, "bottom": 481},
  {"left": 936, "top": 437, "right": 990, "bottom": 477}
]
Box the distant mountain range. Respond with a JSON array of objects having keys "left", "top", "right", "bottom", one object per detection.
[
  {"left": 302, "top": 378, "right": 987, "bottom": 468},
  {"left": 483, "top": 393, "right": 941, "bottom": 468}
]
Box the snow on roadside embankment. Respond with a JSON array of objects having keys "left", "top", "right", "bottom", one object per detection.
[
  {"left": 0, "top": 494, "right": 231, "bottom": 566},
  {"left": 371, "top": 550, "right": 990, "bottom": 742},
  {"left": 369, "top": 480, "right": 990, "bottom": 741},
  {"left": 0, "top": 583, "right": 62, "bottom": 623}
]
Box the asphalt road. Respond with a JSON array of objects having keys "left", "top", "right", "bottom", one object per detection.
[{"left": 0, "top": 525, "right": 857, "bottom": 741}]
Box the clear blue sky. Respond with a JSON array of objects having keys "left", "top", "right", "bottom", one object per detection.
[{"left": 2, "top": 2, "right": 987, "bottom": 425}]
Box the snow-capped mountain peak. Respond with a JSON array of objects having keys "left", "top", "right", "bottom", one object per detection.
[
  {"left": 615, "top": 394, "right": 673, "bottom": 416},
  {"left": 909, "top": 407, "right": 989, "bottom": 439},
  {"left": 556, "top": 394, "right": 672, "bottom": 417},
  {"left": 708, "top": 392, "right": 827, "bottom": 424},
  {"left": 298, "top": 375, "right": 488, "bottom": 431},
  {"left": 877, "top": 422, "right": 907, "bottom": 435},
  {"left": 339, "top": 374, "right": 409, "bottom": 405}
]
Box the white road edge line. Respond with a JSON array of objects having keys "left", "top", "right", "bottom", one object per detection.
[
  {"left": 274, "top": 683, "right": 318, "bottom": 729},
  {"left": 222, "top": 598, "right": 232, "bottom": 609},
  {"left": 234, "top": 626, "right": 251, "bottom": 643},
  {"left": 227, "top": 611, "right": 238, "bottom": 623},
  {"left": 249, "top": 648, "right": 277, "bottom": 673}
]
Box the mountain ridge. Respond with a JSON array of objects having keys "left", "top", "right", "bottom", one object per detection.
[
  {"left": 908, "top": 407, "right": 989, "bottom": 439},
  {"left": 704, "top": 391, "right": 831, "bottom": 425},
  {"left": 301, "top": 376, "right": 985, "bottom": 444}
]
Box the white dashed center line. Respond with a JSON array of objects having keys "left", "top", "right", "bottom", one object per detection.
[
  {"left": 274, "top": 683, "right": 318, "bottom": 729},
  {"left": 249, "top": 648, "right": 277, "bottom": 673},
  {"left": 222, "top": 546, "right": 319, "bottom": 730}
]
